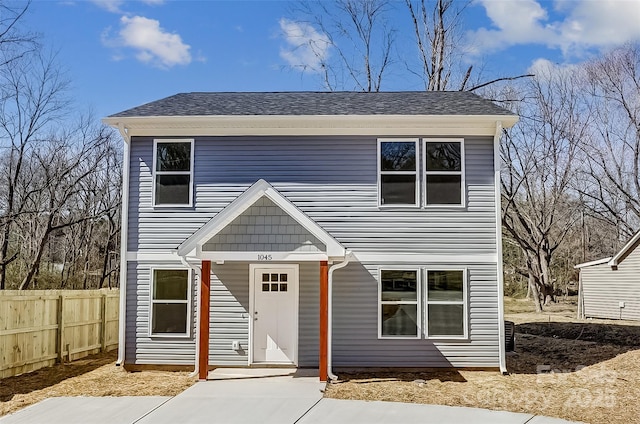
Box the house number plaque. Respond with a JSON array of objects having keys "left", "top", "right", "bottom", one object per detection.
[{"left": 257, "top": 254, "right": 273, "bottom": 261}]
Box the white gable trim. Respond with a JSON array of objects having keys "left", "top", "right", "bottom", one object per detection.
[
  {"left": 608, "top": 230, "right": 640, "bottom": 267},
  {"left": 177, "top": 179, "right": 346, "bottom": 259},
  {"left": 574, "top": 257, "right": 612, "bottom": 269}
]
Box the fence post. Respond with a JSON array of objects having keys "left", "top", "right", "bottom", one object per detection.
[
  {"left": 57, "top": 295, "right": 65, "bottom": 363},
  {"left": 101, "top": 294, "right": 107, "bottom": 352}
]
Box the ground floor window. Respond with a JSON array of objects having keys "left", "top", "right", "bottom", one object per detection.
[
  {"left": 378, "top": 267, "right": 467, "bottom": 340},
  {"left": 379, "top": 269, "right": 420, "bottom": 338},
  {"left": 426, "top": 269, "right": 466, "bottom": 338},
  {"left": 150, "top": 269, "right": 190, "bottom": 336}
]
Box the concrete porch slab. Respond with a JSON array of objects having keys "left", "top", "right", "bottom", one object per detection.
[{"left": 208, "top": 367, "right": 318, "bottom": 380}]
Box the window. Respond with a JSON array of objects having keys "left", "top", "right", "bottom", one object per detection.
[
  {"left": 424, "top": 139, "right": 464, "bottom": 206},
  {"left": 150, "top": 269, "right": 190, "bottom": 336},
  {"left": 153, "top": 139, "right": 193, "bottom": 206},
  {"left": 378, "top": 139, "right": 418, "bottom": 206},
  {"left": 379, "top": 269, "right": 420, "bottom": 338},
  {"left": 426, "top": 269, "right": 466, "bottom": 338}
]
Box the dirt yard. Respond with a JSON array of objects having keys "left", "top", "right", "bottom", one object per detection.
[
  {"left": 0, "top": 351, "right": 195, "bottom": 417},
  {"left": 324, "top": 297, "right": 640, "bottom": 424},
  {"left": 1, "top": 298, "right": 639, "bottom": 423}
]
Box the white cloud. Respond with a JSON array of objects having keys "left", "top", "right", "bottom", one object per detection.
[
  {"left": 469, "top": 0, "right": 640, "bottom": 56},
  {"left": 90, "top": 0, "right": 164, "bottom": 13},
  {"left": 105, "top": 15, "right": 191, "bottom": 68},
  {"left": 90, "top": 0, "right": 123, "bottom": 13},
  {"left": 279, "top": 18, "right": 331, "bottom": 72}
]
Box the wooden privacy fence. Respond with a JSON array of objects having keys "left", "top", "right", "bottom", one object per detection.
[{"left": 0, "top": 289, "right": 119, "bottom": 378}]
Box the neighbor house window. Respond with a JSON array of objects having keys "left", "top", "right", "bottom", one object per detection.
[
  {"left": 378, "top": 139, "right": 419, "bottom": 206},
  {"left": 379, "top": 269, "right": 420, "bottom": 338},
  {"left": 424, "top": 139, "right": 464, "bottom": 206},
  {"left": 150, "top": 269, "right": 190, "bottom": 336},
  {"left": 426, "top": 269, "right": 466, "bottom": 338},
  {"left": 153, "top": 139, "right": 194, "bottom": 206}
]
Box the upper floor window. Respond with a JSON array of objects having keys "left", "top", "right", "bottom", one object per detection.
[
  {"left": 424, "top": 139, "right": 464, "bottom": 206},
  {"left": 378, "top": 139, "right": 418, "bottom": 206},
  {"left": 153, "top": 139, "right": 194, "bottom": 207}
]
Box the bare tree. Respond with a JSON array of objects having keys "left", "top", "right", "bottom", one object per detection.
[
  {"left": 0, "top": 49, "right": 70, "bottom": 289},
  {"left": 577, "top": 44, "right": 640, "bottom": 239},
  {"left": 18, "top": 122, "right": 116, "bottom": 290},
  {"left": 289, "top": 0, "right": 395, "bottom": 91},
  {"left": 501, "top": 65, "right": 590, "bottom": 311},
  {"left": 404, "top": 0, "right": 471, "bottom": 90}
]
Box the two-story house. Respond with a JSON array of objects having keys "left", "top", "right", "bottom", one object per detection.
[{"left": 104, "top": 92, "right": 518, "bottom": 381}]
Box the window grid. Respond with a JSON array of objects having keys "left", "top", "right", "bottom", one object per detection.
[
  {"left": 149, "top": 268, "right": 191, "bottom": 337},
  {"left": 378, "top": 268, "right": 421, "bottom": 339},
  {"left": 377, "top": 139, "right": 419, "bottom": 207},
  {"left": 152, "top": 139, "right": 194, "bottom": 207},
  {"left": 423, "top": 139, "right": 465, "bottom": 207},
  {"left": 424, "top": 268, "right": 468, "bottom": 339}
]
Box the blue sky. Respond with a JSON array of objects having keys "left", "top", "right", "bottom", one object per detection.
[{"left": 22, "top": 0, "right": 640, "bottom": 119}]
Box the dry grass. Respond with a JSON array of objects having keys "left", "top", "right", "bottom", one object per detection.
[
  {"left": 2, "top": 297, "right": 640, "bottom": 423},
  {"left": 325, "top": 298, "right": 640, "bottom": 424},
  {"left": 0, "top": 351, "right": 195, "bottom": 417}
]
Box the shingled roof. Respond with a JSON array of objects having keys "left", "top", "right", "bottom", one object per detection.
[{"left": 109, "top": 91, "right": 514, "bottom": 118}]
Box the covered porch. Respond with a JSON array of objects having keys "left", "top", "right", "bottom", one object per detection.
[{"left": 176, "top": 180, "right": 347, "bottom": 381}]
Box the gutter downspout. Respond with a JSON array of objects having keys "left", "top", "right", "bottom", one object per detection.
[
  {"left": 180, "top": 256, "right": 201, "bottom": 378},
  {"left": 327, "top": 251, "right": 352, "bottom": 381},
  {"left": 116, "top": 124, "right": 130, "bottom": 366},
  {"left": 493, "top": 121, "right": 508, "bottom": 375}
]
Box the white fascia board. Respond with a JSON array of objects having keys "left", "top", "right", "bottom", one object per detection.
[
  {"left": 608, "top": 230, "right": 640, "bottom": 266},
  {"left": 574, "top": 257, "right": 613, "bottom": 269},
  {"left": 102, "top": 115, "right": 519, "bottom": 138}
]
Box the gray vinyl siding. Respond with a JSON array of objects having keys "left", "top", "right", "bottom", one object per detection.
[
  {"left": 207, "top": 262, "right": 319, "bottom": 367},
  {"left": 203, "top": 196, "right": 325, "bottom": 252},
  {"left": 128, "top": 136, "right": 496, "bottom": 254},
  {"left": 209, "top": 263, "right": 249, "bottom": 365},
  {"left": 126, "top": 135, "right": 499, "bottom": 367},
  {"left": 125, "top": 261, "right": 197, "bottom": 365},
  {"left": 581, "top": 242, "right": 640, "bottom": 321},
  {"left": 333, "top": 262, "right": 500, "bottom": 368}
]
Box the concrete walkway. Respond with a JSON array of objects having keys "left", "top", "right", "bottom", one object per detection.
[{"left": 0, "top": 371, "right": 584, "bottom": 424}]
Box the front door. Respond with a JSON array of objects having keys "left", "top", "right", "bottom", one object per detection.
[{"left": 251, "top": 265, "right": 298, "bottom": 365}]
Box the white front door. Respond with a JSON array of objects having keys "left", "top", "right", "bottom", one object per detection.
[{"left": 251, "top": 265, "right": 298, "bottom": 365}]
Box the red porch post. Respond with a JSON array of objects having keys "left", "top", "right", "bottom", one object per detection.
[
  {"left": 319, "top": 261, "right": 329, "bottom": 382},
  {"left": 199, "top": 260, "right": 211, "bottom": 380}
]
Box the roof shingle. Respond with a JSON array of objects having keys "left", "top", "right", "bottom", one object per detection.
[{"left": 109, "top": 91, "right": 514, "bottom": 118}]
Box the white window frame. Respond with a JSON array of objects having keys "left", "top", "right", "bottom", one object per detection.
[
  {"left": 424, "top": 268, "right": 468, "bottom": 340},
  {"left": 152, "top": 139, "right": 194, "bottom": 208},
  {"left": 149, "top": 267, "right": 192, "bottom": 338},
  {"left": 378, "top": 267, "right": 421, "bottom": 339},
  {"left": 423, "top": 138, "right": 465, "bottom": 208},
  {"left": 377, "top": 138, "right": 420, "bottom": 208}
]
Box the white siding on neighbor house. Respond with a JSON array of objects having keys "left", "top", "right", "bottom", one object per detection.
[
  {"left": 127, "top": 136, "right": 497, "bottom": 255},
  {"left": 203, "top": 196, "right": 325, "bottom": 252},
  {"left": 333, "top": 262, "right": 500, "bottom": 368},
  {"left": 125, "top": 261, "right": 197, "bottom": 365},
  {"left": 208, "top": 261, "right": 320, "bottom": 367},
  {"left": 581, "top": 241, "right": 640, "bottom": 321}
]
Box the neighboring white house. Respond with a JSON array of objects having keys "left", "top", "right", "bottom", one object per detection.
[
  {"left": 575, "top": 230, "right": 640, "bottom": 321},
  {"left": 103, "top": 91, "right": 519, "bottom": 381}
]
